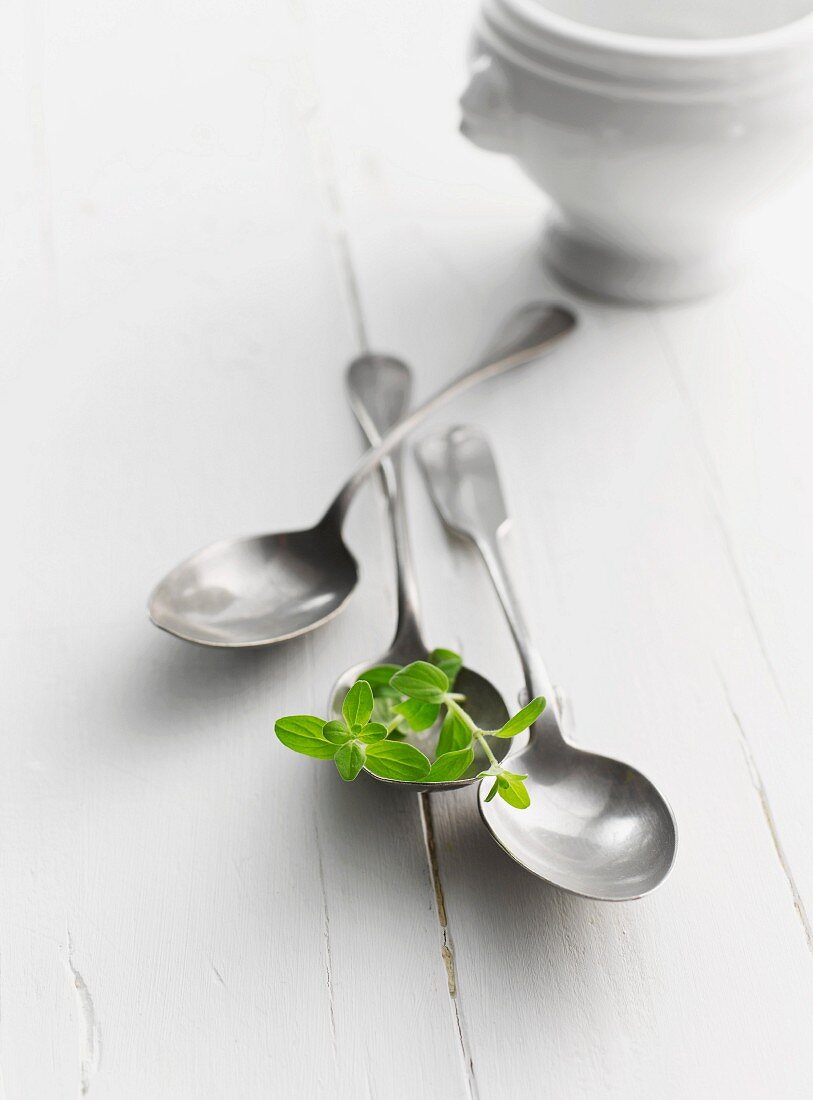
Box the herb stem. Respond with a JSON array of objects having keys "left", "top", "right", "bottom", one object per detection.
[{"left": 446, "top": 697, "right": 499, "bottom": 768}]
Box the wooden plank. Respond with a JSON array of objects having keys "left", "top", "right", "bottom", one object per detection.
[{"left": 0, "top": 0, "right": 469, "bottom": 1095}]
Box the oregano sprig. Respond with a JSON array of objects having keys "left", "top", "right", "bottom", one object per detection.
[{"left": 274, "top": 648, "right": 544, "bottom": 808}]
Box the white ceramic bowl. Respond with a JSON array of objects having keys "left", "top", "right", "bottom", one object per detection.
[{"left": 461, "top": 0, "right": 813, "bottom": 302}]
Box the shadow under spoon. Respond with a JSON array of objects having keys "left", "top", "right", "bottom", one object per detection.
[
  {"left": 417, "top": 425, "right": 677, "bottom": 901},
  {"left": 148, "top": 302, "right": 576, "bottom": 647},
  {"left": 329, "top": 356, "right": 510, "bottom": 791}
]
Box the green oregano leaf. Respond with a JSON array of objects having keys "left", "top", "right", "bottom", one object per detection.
[
  {"left": 428, "top": 746, "right": 474, "bottom": 782},
  {"left": 359, "top": 722, "right": 388, "bottom": 744},
  {"left": 334, "top": 740, "right": 366, "bottom": 781},
  {"left": 390, "top": 661, "right": 448, "bottom": 703},
  {"left": 359, "top": 664, "right": 402, "bottom": 700},
  {"left": 430, "top": 648, "right": 462, "bottom": 688},
  {"left": 323, "top": 720, "right": 351, "bottom": 745},
  {"left": 494, "top": 696, "right": 546, "bottom": 738},
  {"left": 497, "top": 771, "right": 531, "bottom": 809},
  {"left": 342, "top": 680, "right": 374, "bottom": 729},
  {"left": 275, "top": 716, "right": 337, "bottom": 759},
  {"left": 371, "top": 696, "right": 398, "bottom": 727},
  {"left": 478, "top": 764, "right": 530, "bottom": 808},
  {"left": 392, "top": 697, "right": 440, "bottom": 732},
  {"left": 364, "top": 740, "right": 431, "bottom": 781},
  {"left": 436, "top": 709, "right": 471, "bottom": 755}
]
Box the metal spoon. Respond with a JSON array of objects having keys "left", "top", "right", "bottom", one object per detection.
[
  {"left": 417, "top": 426, "right": 677, "bottom": 901},
  {"left": 328, "top": 357, "right": 511, "bottom": 791},
  {"left": 148, "top": 302, "right": 576, "bottom": 648}
]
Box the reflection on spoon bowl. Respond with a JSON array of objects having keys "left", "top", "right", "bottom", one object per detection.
[
  {"left": 149, "top": 526, "right": 359, "bottom": 647},
  {"left": 480, "top": 732, "right": 677, "bottom": 900}
]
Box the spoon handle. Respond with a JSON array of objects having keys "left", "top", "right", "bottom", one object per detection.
[
  {"left": 417, "top": 424, "right": 565, "bottom": 746},
  {"left": 345, "top": 356, "right": 424, "bottom": 649},
  {"left": 322, "top": 303, "right": 575, "bottom": 528}
]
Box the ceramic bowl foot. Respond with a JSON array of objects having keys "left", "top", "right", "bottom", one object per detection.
[{"left": 542, "top": 214, "right": 744, "bottom": 305}]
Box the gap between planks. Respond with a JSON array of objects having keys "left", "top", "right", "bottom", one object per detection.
[
  {"left": 650, "top": 311, "right": 789, "bottom": 711},
  {"left": 714, "top": 669, "right": 813, "bottom": 954},
  {"left": 64, "top": 926, "right": 101, "bottom": 1096},
  {"left": 419, "top": 792, "right": 479, "bottom": 1100},
  {"left": 651, "top": 310, "right": 812, "bottom": 956}
]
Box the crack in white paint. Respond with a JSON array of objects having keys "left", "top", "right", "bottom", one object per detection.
[
  {"left": 652, "top": 313, "right": 789, "bottom": 714},
  {"left": 291, "top": 0, "right": 369, "bottom": 353},
  {"left": 65, "top": 928, "right": 101, "bottom": 1095},
  {"left": 716, "top": 672, "right": 813, "bottom": 955},
  {"left": 652, "top": 311, "right": 811, "bottom": 951},
  {"left": 315, "top": 138, "right": 369, "bottom": 352},
  {"left": 419, "top": 793, "right": 479, "bottom": 1100}
]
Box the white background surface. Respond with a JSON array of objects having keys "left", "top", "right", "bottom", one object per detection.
[{"left": 3, "top": 0, "right": 813, "bottom": 1096}]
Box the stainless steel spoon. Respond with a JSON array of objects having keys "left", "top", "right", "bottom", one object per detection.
[
  {"left": 148, "top": 303, "right": 575, "bottom": 648},
  {"left": 328, "top": 356, "right": 511, "bottom": 791},
  {"left": 417, "top": 426, "right": 677, "bottom": 901}
]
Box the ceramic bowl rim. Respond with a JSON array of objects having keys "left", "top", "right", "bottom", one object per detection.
[{"left": 499, "top": 0, "right": 813, "bottom": 61}]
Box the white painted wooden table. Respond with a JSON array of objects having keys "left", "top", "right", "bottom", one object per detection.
[{"left": 3, "top": 0, "right": 813, "bottom": 1096}]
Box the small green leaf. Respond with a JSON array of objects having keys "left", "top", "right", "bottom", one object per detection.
[
  {"left": 390, "top": 661, "right": 449, "bottom": 703},
  {"left": 275, "top": 716, "right": 336, "bottom": 759},
  {"left": 334, "top": 740, "right": 366, "bottom": 781},
  {"left": 342, "top": 680, "right": 374, "bottom": 729},
  {"left": 371, "top": 696, "right": 397, "bottom": 727},
  {"left": 436, "top": 709, "right": 472, "bottom": 755},
  {"left": 498, "top": 771, "right": 531, "bottom": 809},
  {"left": 430, "top": 648, "right": 462, "bottom": 688},
  {"left": 494, "top": 696, "right": 546, "bottom": 738},
  {"left": 392, "top": 697, "right": 441, "bottom": 732},
  {"left": 428, "top": 746, "right": 474, "bottom": 782},
  {"left": 359, "top": 722, "right": 388, "bottom": 744},
  {"left": 359, "top": 664, "right": 402, "bottom": 699},
  {"left": 365, "top": 740, "right": 431, "bottom": 781},
  {"left": 483, "top": 777, "right": 499, "bottom": 802},
  {"left": 323, "top": 720, "right": 351, "bottom": 745}
]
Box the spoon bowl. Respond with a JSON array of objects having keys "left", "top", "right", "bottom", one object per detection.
[
  {"left": 148, "top": 303, "right": 576, "bottom": 647},
  {"left": 149, "top": 523, "right": 357, "bottom": 647},
  {"left": 478, "top": 723, "right": 677, "bottom": 899},
  {"left": 330, "top": 653, "right": 511, "bottom": 792}
]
